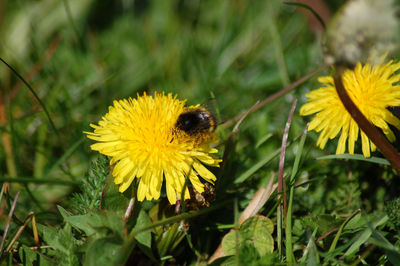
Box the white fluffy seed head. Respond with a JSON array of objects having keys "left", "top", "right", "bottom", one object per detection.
[{"left": 325, "top": 0, "right": 399, "bottom": 66}]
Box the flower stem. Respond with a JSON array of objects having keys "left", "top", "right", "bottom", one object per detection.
[{"left": 333, "top": 66, "right": 400, "bottom": 175}]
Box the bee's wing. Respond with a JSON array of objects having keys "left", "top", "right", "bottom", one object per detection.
[{"left": 202, "top": 97, "right": 226, "bottom": 126}]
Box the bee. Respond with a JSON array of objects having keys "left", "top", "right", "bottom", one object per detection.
[{"left": 175, "top": 106, "right": 217, "bottom": 140}]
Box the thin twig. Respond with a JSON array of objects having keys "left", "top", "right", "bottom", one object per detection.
[
  {"left": 233, "top": 101, "right": 258, "bottom": 134},
  {"left": 0, "top": 192, "right": 20, "bottom": 256},
  {"left": 222, "top": 64, "right": 327, "bottom": 128},
  {"left": 5, "top": 212, "right": 34, "bottom": 253},
  {"left": 277, "top": 99, "right": 298, "bottom": 257},
  {"left": 9, "top": 245, "right": 52, "bottom": 253},
  {"left": 316, "top": 226, "right": 340, "bottom": 242},
  {"left": 124, "top": 198, "right": 135, "bottom": 222},
  {"left": 278, "top": 99, "right": 298, "bottom": 216}
]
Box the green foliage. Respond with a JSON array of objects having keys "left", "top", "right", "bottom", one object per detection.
[
  {"left": 222, "top": 216, "right": 274, "bottom": 259},
  {"left": 384, "top": 198, "right": 400, "bottom": 231},
  {"left": 132, "top": 209, "right": 154, "bottom": 260},
  {"left": 215, "top": 243, "right": 279, "bottom": 266},
  {"left": 85, "top": 235, "right": 125, "bottom": 266},
  {"left": 99, "top": 174, "right": 130, "bottom": 214},
  {"left": 58, "top": 206, "right": 124, "bottom": 238},
  {"left": 38, "top": 223, "right": 82, "bottom": 265},
  {"left": 56, "top": 205, "right": 129, "bottom": 264},
  {"left": 18, "top": 245, "right": 54, "bottom": 266},
  {"left": 344, "top": 213, "right": 387, "bottom": 257},
  {"left": 70, "top": 156, "right": 109, "bottom": 214}
]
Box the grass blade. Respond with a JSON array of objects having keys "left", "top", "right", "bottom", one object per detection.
[{"left": 317, "top": 154, "right": 390, "bottom": 165}]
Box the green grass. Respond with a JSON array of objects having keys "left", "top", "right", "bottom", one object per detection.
[{"left": 0, "top": 0, "right": 399, "bottom": 265}]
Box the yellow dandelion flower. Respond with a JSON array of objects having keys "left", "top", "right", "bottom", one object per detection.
[
  {"left": 85, "top": 92, "right": 221, "bottom": 204},
  {"left": 300, "top": 60, "right": 400, "bottom": 158}
]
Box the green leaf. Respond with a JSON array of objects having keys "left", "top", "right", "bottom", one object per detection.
[
  {"left": 85, "top": 236, "right": 125, "bottom": 266},
  {"left": 134, "top": 209, "right": 152, "bottom": 246},
  {"left": 104, "top": 210, "right": 126, "bottom": 236},
  {"left": 57, "top": 205, "right": 72, "bottom": 220},
  {"left": 238, "top": 241, "right": 261, "bottom": 263},
  {"left": 64, "top": 210, "right": 125, "bottom": 238},
  {"left": 241, "top": 216, "right": 274, "bottom": 235},
  {"left": 317, "top": 154, "right": 390, "bottom": 165},
  {"left": 305, "top": 237, "right": 320, "bottom": 266},
  {"left": 369, "top": 227, "right": 400, "bottom": 264},
  {"left": 19, "top": 246, "right": 55, "bottom": 266},
  {"left": 63, "top": 212, "right": 101, "bottom": 236},
  {"left": 384, "top": 198, "right": 400, "bottom": 230},
  {"left": 315, "top": 214, "right": 343, "bottom": 235},
  {"left": 240, "top": 216, "right": 274, "bottom": 256},
  {"left": 328, "top": 210, "right": 361, "bottom": 252},
  {"left": 134, "top": 209, "right": 154, "bottom": 259},
  {"left": 244, "top": 233, "right": 274, "bottom": 258},
  {"left": 343, "top": 213, "right": 364, "bottom": 231},
  {"left": 71, "top": 155, "right": 110, "bottom": 214},
  {"left": 101, "top": 175, "right": 130, "bottom": 214},
  {"left": 292, "top": 219, "right": 305, "bottom": 237},
  {"left": 220, "top": 256, "right": 237, "bottom": 266},
  {"left": 221, "top": 217, "right": 274, "bottom": 257},
  {"left": 19, "top": 246, "right": 38, "bottom": 266},
  {"left": 208, "top": 255, "right": 236, "bottom": 266},
  {"left": 234, "top": 148, "right": 280, "bottom": 184},
  {"left": 344, "top": 214, "right": 388, "bottom": 256},
  {"left": 221, "top": 230, "right": 243, "bottom": 256},
  {"left": 255, "top": 133, "right": 273, "bottom": 148},
  {"left": 39, "top": 225, "right": 61, "bottom": 251},
  {"left": 38, "top": 223, "right": 81, "bottom": 265},
  {"left": 257, "top": 252, "right": 280, "bottom": 265},
  {"left": 299, "top": 229, "right": 319, "bottom": 264}
]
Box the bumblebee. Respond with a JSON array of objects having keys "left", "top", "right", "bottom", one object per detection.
[{"left": 175, "top": 107, "right": 217, "bottom": 138}]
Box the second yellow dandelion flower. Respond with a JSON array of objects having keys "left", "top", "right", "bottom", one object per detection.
[{"left": 300, "top": 60, "right": 400, "bottom": 157}]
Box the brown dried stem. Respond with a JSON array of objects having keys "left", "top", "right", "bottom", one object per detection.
[
  {"left": 5, "top": 212, "right": 35, "bottom": 253},
  {"left": 0, "top": 192, "right": 20, "bottom": 256},
  {"left": 333, "top": 66, "right": 400, "bottom": 175},
  {"left": 278, "top": 99, "right": 298, "bottom": 216},
  {"left": 222, "top": 64, "right": 327, "bottom": 128}
]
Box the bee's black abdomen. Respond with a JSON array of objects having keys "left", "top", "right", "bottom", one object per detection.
[{"left": 175, "top": 108, "right": 214, "bottom": 136}]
